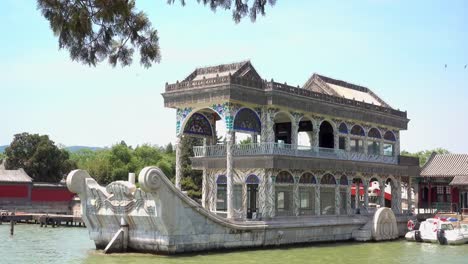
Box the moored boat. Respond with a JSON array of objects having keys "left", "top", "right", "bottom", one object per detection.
[{"left": 405, "top": 218, "right": 468, "bottom": 245}]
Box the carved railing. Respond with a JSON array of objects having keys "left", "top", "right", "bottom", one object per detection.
[
  {"left": 165, "top": 76, "right": 407, "bottom": 118},
  {"left": 193, "top": 143, "right": 398, "bottom": 164}
]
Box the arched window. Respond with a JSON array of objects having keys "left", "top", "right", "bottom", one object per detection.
[
  {"left": 320, "top": 174, "right": 336, "bottom": 215},
  {"left": 368, "top": 128, "right": 381, "bottom": 139},
  {"left": 350, "top": 125, "right": 365, "bottom": 153},
  {"left": 383, "top": 131, "right": 396, "bottom": 156},
  {"left": 275, "top": 171, "right": 294, "bottom": 216},
  {"left": 367, "top": 128, "right": 382, "bottom": 155},
  {"left": 384, "top": 131, "right": 396, "bottom": 141},
  {"left": 276, "top": 171, "right": 294, "bottom": 184},
  {"left": 299, "top": 172, "right": 316, "bottom": 216},
  {"left": 339, "top": 123, "right": 348, "bottom": 134},
  {"left": 320, "top": 174, "right": 337, "bottom": 185},
  {"left": 299, "top": 173, "right": 316, "bottom": 184},
  {"left": 319, "top": 121, "right": 334, "bottom": 148},
  {"left": 350, "top": 125, "right": 365, "bottom": 136},
  {"left": 340, "top": 175, "right": 348, "bottom": 185},
  {"left": 216, "top": 175, "right": 227, "bottom": 211},
  {"left": 234, "top": 108, "right": 261, "bottom": 134},
  {"left": 246, "top": 174, "right": 260, "bottom": 184},
  {"left": 183, "top": 113, "right": 213, "bottom": 137}
]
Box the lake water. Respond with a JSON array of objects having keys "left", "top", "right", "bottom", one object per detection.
[{"left": 1, "top": 224, "right": 468, "bottom": 264}]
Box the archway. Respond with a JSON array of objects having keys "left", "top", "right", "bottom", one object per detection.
[
  {"left": 274, "top": 112, "right": 293, "bottom": 144},
  {"left": 298, "top": 116, "right": 314, "bottom": 148},
  {"left": 352, "top": 177, "right": 364, "bottom": 210},
  {"left": 319, "top": 121, "right": 334, "bottom": 149},
  {"left": 320, "top": 173, "right": 336, "bottom": 215},
  {"left": 368, "top": 177, "right": 381, "bottom": 208},
  {"left": 233, "top": 108, "right": 261, "bottom": 144},
  {"left": 298, "top": 172, "right": 316, "bottom": 215},
  {"left": 275, "top": 171, "right": 294, "bottom": 216},
  {"left": 245, "top": 174, "right": 260, "bottom": 219}
]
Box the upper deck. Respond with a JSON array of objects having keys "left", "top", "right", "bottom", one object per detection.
[{"left": 162, "top": 61, "right": 409, "bottom": 129}]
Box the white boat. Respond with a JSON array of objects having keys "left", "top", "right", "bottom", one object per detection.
[{"left": 405, "top": 218, "right": 468, "bottom": 245}]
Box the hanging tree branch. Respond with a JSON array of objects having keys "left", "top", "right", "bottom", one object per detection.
[{"left": 37, "top": 0, "right": 276, "bottom": 68}]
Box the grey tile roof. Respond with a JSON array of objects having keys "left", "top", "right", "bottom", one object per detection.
[
  {"left": 0, "top": 163, "right": 33, "bottom": 183},
  {"left": 421, "top": 154, "right": 468, "bottom": 179},
  {"left": 449, "top": 176, "right": 468, "bottom": 186},
  {"left": 302, "top": 74, "right": 391, "bottom": 108}
]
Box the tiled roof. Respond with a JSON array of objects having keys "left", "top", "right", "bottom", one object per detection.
[
  {"left": 449, "top": 176, "right": 468, "bottom": 186},
  {"left": 421, "top": 154, "right": 468, "bottom": 178},
  {"left": 302, "top": 74, "right": 391, "bottom": 108},
  {"left": 183, "top": 60, "right": 261, "bottom": 82},
  {"left": 0, "top": 167, "right": 33, "bottom": 183}
]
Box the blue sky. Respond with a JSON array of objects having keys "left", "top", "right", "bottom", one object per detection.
[{"left": 1, "top": 0, "right": 467, "bottom": 153}]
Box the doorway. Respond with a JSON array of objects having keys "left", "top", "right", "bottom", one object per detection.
[{"left": 247, "top": 184, "right": 258, "bottom": 219}]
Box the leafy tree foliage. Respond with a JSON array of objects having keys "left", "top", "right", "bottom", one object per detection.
[
  {"left": 71, "top": 142, "right": 176, "bottom": 185},
  {"left": 179, "top": 136, "right": 203, "bottom": 199},
  {"left": 37, "top": 0, "right": 276, "bottom": 68},
  {"left": 401, "top": 148, "right": 451, "bottom": 167},
  {"left": 4, "top": 133, "right": 77, "bottom": 182}
]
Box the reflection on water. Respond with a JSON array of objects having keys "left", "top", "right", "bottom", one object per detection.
[{"left": 1, "top": 225, "right": 467, "bottom": 264}]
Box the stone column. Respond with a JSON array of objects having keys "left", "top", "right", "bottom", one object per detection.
[
  {"left": 355, "top": 180, "right": 360, "bottom": 211},
  {"left": 363, "top": 137, "right": 368, "bottom": 155},
  {"left": 396, "top": 180, "right": 402, "bottom": 214},
  {"left": 347, "top": 179, "right": 353, "bottom": 214},
  {"left": 395, "top": 131, "right": 400, "bottom": 156},
  {"left": 379, "top": 139, "right": 385, "bottom": 156},
  {"left": 335, "top": 185, "right": 341, "bottom": 215},
  {"left": 315, "top": 184, "right": 321, "bottom": 215},
  {"left": 380, "top": 180, "right": 386, "bottom": 208},
  {"left": 291, "top": 122, "right": 299, "bottom": 147},
  {"left": 226, "top": 132, "right": 235, "bottom": 219},
  {"left": 270, "top": 175, "right": 276, "bottom": 218},
  {"left": 307, "top": 131, "right": 314, "bottom": 147},
  {"left": 262, "top": 108, "right": 276, "bottom": 144},
  {"left": 175, "top": 136, "right": 183, "bottom": 190},
  {"left": 202, "top": 169, "right": 208, "bottom": 208},
  {"left": 407, "top": 177, "right": 412, "bottom": 215},
  {"left": 334, "top": 131, "right": 339, "bottom": 151},
  {"left": 364, "top": 180, "right": 369, "bottom": 210},
  {"left": 345, "top": 136, "right": 351, "bottom": 152},
  {"left": 258, "top": 172, "right": 268, "bottom": 219},
  {"left": 293, "top": 176, "right": 300, "bottom": 216},
  {"left": 312, "top": 119, "right": 319, "bottom": 148}
]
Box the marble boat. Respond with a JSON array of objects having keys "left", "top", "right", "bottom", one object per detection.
[{"left": 68, "top": 167, "right": 409, "bottom": 254}]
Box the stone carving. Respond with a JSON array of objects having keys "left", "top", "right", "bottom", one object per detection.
[{"left": 372, "top": 207, "right": 399, "bottom": 241}]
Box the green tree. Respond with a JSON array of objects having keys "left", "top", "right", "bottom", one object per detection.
[
  {"left": 37, "top": 0, "right": 276, "bottom": 68},
  {"left": 179, "top": 136, "right": 203, "bottom": 199},
  {"left": 401, "top": 148, "right": 451, "bottom": 167},
  {"left": 5, "top": 133, "right": 77, "bottom": 182}
]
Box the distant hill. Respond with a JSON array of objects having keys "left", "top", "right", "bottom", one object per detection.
[
  {"left": 0, "top": 145, "right": 103, "bottom": 154},
  {"left": 65, "top": 146, "right": 104, "bottom": 152}
]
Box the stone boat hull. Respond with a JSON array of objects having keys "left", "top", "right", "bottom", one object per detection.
[{"left": 67, "top": 167, "right": 409, "bottom": 254}]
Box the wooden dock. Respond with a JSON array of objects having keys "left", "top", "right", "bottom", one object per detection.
[{"left": 0, "top": 213, "right": 84, "bottom": 228}]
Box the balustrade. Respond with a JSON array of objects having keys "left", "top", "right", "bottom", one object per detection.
[{"left": 193, "top": 143, "right": 398, "bottom": 164}]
